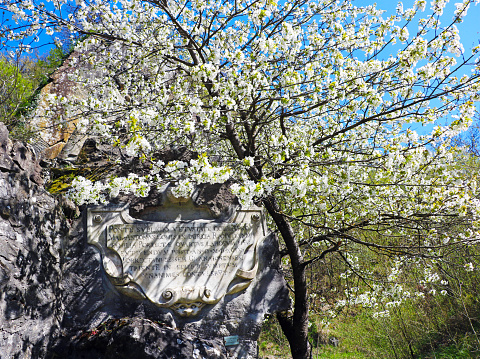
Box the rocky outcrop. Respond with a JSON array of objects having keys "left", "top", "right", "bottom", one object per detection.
[
  {"left": 28, "top": 51, "right": 89, "bottom": 160},
  {"left": 57, "top": 317, "right": 226, "bottom": 359},
  {"left": 0, "top": 121, "right": 64, "bottom": 358},
  {"left": 0, "top": 123, "right": 291, "bottom": 358}
]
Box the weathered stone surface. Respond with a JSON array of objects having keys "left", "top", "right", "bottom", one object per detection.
[
  {"left": 55, "top": 317, "right": 226, "bottom": 359},
  {"left": 0, "top": 125, "right": 291, "bottom": 358},
  {"left": 0, "top": 122, "right": 64, "bottom": 358},
  {"left": 0, "top": 122, "right": 18, "bottom": 172},
  {"left": 29, "top": 52, "right": 88, "bottom": 159}
]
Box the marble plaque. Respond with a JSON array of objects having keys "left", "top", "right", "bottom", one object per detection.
[{"left": 87, "top": 204, "right": 265, "bottom": 317}]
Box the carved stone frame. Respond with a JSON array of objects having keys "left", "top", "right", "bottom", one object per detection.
[{"left": 86, "top": 204, "right": 266, "bottom": 317}]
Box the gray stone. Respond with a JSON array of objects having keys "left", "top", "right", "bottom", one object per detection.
[
  {"left": 58, "top": 317, "right": 227, "bottom": 359},
  {"left": 0, "top": 122, "right": 17, "bottom": 173},
  {"left": 0, "top": 127, "right": 291, "bottom": 358},
  {"left": 329, "top": 336, "right": 340, "bottom": 347},
  {"left": 0, "top": 123, "right": 64, "bottom": 358}
]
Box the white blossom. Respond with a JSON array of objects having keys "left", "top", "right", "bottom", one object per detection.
[
  {"left": 5, "top": 0, "right": 480, "bottom": 337},
  {"left": 465, "top": 262, "right": 475, "bottom": 272}
]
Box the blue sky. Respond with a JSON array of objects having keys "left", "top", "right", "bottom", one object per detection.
[
  {"left": 354, "top": 0, "right": 480, "bottom": 135},
  {"left": 357, "top": 0, "right": 480, "bottom": 50},
  {"left": 4, "top": 0, "right": 479, "bottom": 57},
  {"left": 3, "top": 0, "right": 479, "bottom": 136}
]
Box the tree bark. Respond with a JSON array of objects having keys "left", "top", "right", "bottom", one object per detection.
[
  {"left": 263, "top": 195, "right": 312, "bottom": 359},
  {"left": 224, "top": 120, "right": 311, "bottom": 358}
]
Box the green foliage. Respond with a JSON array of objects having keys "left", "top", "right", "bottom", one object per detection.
[
  {"left": 419, "top": 332, "right": 480, "bottom": 359},
  {"left": 1, "top": 46, "right": 69, "bottom": 139},
  {"left": 305, "top": 243, "right": 480, "bottom": 358},
  {"left": 0, "top": 57, "right": 35, "bottom": 131},
  {"left": 259, "top": 212, "right": 480, "bottom": 358},
  {"left": 31, "top": 45, "right": 68, "bottom": 87}
]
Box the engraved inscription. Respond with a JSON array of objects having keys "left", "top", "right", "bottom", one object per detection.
[
  {"left": 87, "top": 204, "right": 265, "bottom": 316},
  {"left": 107, "top": 222, "right": 254, "bottom": 303}
]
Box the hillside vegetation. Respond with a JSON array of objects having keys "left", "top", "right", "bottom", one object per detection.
[{"left": 0, "top": 47, "right": 66, "bottom": 139}]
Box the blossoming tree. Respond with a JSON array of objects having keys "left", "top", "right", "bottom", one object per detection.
[{"left": 3, "top": 0, "right": 480, "bottom": 357}]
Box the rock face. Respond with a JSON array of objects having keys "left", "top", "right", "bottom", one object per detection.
[
  {"left": 0, "top": 122, "right": 291, "bottom": 358},
  {"left": 59, "top": 317, "right": 227, "bottom": 359},
  {"left": 0, "top": 121, "right": 64, "bottom": 358},
  {"left": 29, "top": 51, "right": 89, "bottom": 160}
]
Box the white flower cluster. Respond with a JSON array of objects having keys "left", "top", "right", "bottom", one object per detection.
[
  {"left": 108, "top": 174, "right": 150, "bottom": 198},
  {"left": 125, "top": 135, "right": 152, "bottom": 157},
  {"left": 66, "top": 174, "right": 150, "bottom": 205},
  {"left": 465, "top": 262, "right": 475, "bottom": 272},
  {"left": 230, "top": 181, "right": 265, "bottom": 206},
  {"left": 6, "top": 0, "right": 480, "bottom": 325},
  {"left": 335, "top": 259, "right": 456, "bottom": 319},
  {"left": 454, "top": 0, "right": 471, "bottom": 19},
  {"left": 159, "top": 155, "right": 233, "bottom": 196},
  {"left": 66, "top": 177, "right": 108, "bottom": 205}
]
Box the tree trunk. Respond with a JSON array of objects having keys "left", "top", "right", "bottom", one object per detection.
[
  {"left": 263, "top": 195, "right": 312, "bottom": 359},
  {"left": 224, "top": 124, "right": 311, "bottom": 358}
]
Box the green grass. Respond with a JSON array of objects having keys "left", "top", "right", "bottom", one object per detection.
[
  {"left": 259, "top": 299, "right": 480, "bottom": 359},
  {"left": 418, "top": 332, "right": 480, "bottom": 359},
  {"left": 313, "top": 347, "right": 368, "bottom": 359},
  {"left": 258, "top": 317, "right": 291, "bottom": 358}
]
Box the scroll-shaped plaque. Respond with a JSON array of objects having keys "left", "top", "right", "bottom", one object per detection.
[{"left": 87, "top": 204, "right": 266, "bottom": 317}]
